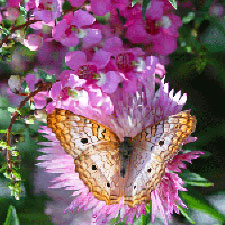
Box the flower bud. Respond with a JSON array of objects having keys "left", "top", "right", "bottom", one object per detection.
[{"left": 8, "top": 75, "right": 21, "bottom": 92}]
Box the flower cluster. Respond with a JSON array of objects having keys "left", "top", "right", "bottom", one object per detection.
[{"left": 1, "top": 0, "right": 206, "bottom": 224}]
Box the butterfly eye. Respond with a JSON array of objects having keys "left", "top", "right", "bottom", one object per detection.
[
  {"left": 81, "top": 138, "right": 88, "bottom": 144},
  {"left": 147, "top": 168, "right": 152, "bottom": 173},
  {"left": 107, "top": 183, "right": 110, "bottom": 187},
  {"left": 159, "top": 141, "right": 164, "bottom": 146},
  {"left": 92, "top": 165, "right": 97, "bottom": 170}
]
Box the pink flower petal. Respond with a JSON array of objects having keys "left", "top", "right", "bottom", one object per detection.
[
  {"left": 72, "top": 9, "right": 96, "bottom": 28},
  {"left": 65, "top": 51, "right": 87, "bottom": 71}
]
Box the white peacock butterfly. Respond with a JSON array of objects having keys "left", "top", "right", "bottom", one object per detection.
[{"left": 46, "top": 108, "right": 196, "bottom": 208}]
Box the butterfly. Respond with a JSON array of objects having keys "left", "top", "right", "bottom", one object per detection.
[{"left": 46, "top": 108, "right": 196, "bottom": 208}]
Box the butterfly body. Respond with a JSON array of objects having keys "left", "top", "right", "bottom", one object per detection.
[
  {"left": 46, "top": 109, "right": 196, "bottom": 207},
  {"left": 119, "top": 137, "right": 134, "bottom": 177}
]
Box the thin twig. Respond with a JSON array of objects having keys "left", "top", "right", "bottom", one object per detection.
[
  {"left": 6, "top": 82, "right": 52, "bottom": 172},
  {"left": 0, "top": 20, "right": 40, "bottom": 48}
]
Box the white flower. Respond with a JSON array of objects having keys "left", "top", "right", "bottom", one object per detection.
[{"left": 8, "top": 75, "right": 21, "bottom": 92}]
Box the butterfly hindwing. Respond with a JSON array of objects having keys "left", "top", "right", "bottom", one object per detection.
[
  {"left": 124, "top": 110, "right": 196, "bottom": 207},
  {"left": 74, "top": 144, "right": 123, "bottom": 205}
]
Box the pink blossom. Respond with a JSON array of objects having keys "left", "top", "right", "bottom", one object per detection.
[
  {"left": 33, "top": 0, "right": 62, "bottom": 23},
  {"left": 209, "top": 2, "right": 224, "bottom": 17},
  {"left": 23, "top": 34, "right": 43, "bottom": 51},
  {"left": 91, "top": 0, "right": 111, "bottom": 16},
  {"left": 72, "top": 9, "right": 96, "bottom": 28},
  {"left": 68, "top": 0, "right": 85, "bottom": 7},
  {"left": 34, "top": 91, "right": 48, "bottom": 109},
  {"left": 6, "top": 7, "right": 20, "bottom": 21},
  {"left": 53, "top": 10, "right": 97, "bottom": 47},
  {"left": 82, "top": 29, "right": 102, "bottom": 49},
  {"left": 168, "top": 151, "right": 205, "bottom": 173},
  {"left": 26, "top": 0, "right": 36, "bottom": 11},
  {"left": 111, "top": 0, "right": 129, "bottom": 11},
  {"left": 7, "top": 0, "right": 20, "bottom": 8},
  {"left": 52, "top": 19, "right": 79, "bottom": 47},
  {"left": 65, "top": 50, "right": 112, "bottom": 87},
  {"left": 25, "top": 74, "right": 38, "bottom": 92},
  {"left": 124, "top": 0, "right": 182, "bottom": 55},
  {"left": 151, "top": 172, "right": 187, "bottom": 225},
  {"left": 65, "top": 51, "right": 87, "bottom": 71},
  {"left": 98, "top": 71, "right": 122, "bottom": 94},
  {"left": 36, "top": 39, "right": 67, "bottom": 77}
]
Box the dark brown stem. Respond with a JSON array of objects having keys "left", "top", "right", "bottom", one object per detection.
[
  {"left": 6, "top": 82, "right": 52, "bottom": 170},
  {"left": 0, "top": 20, "right": 40, "bottom": 48}
]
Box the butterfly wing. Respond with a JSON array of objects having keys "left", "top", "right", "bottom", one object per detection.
[
  {"left": 74, "top": 145, "right": 123, "bottom": 205},
  {"left": 124, "top": 110, "right": 196, "bottom": 207},
  {"left": 47, "top": 109, "right": 119, "bottom": 158},
  {"left": 47, "top": 109, "right": 122, "bottom": 204}
]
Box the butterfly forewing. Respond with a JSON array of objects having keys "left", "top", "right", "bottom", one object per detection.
[
  {"left": 47, "top": 109, "right": 120, "bottom": 158},
  {"left": 47, "top": 109, "right": 123, "bottom": 204},
  {"left": 124, "top": 110, "right": 196, "bottom": 207}
]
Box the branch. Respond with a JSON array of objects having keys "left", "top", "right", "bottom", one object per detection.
[
  {"left": 6, "top": 82, "right": 52, "bottom": 172},
  {"left": 0, "top": 20, "right": 40, "bottom": 48}
]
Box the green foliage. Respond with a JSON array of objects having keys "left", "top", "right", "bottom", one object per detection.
[
  {"left": 37, "top": 70, "right": 56, "bottom": 83},
  {"left": 62, "top": 0, "right": 72, "bottom": 11},
  {"left": 169, "top": 0, "right": 177, "bottom": 10},
  {"left": 132, "top": 0, "right": 139, "bottom": 7},
  {"left": 142, "top": 0, "right": 151, "bottom": 19},
  {"left": 180, "top": 170, "right": 214, "bottom": 187},
  {"left": 4, "top": 205, "right": 20, "bottom": 225},
  {"left": 181, "top": 191, "right": 225, "bottom": 224},
  {"left": 177, "top": 205, "right": 195, "bottom": 224}
]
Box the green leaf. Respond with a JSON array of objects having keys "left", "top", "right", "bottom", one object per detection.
[
  {"left": 142, "top": 214, "right": 147, "bottom": 225},
  {"left": 0, "top": 129, "right": 8, "bottom": 133},
  {"left": 142, "top": 0, "right": 151, "bottom": 19},
  {"left": 3, "top": 205, "right": 20, "bottom": 225},
  {"left": 169, "top": 0, "right": 177, "bottom": 9},
  {"left": 182, "top": 12, "right": 195, "bottom": 24},
  {"left": 132, "top": 0, "right": 138, "bottom": 7},
  {"left": 177, "top": 205, "right": 195, "bottom": 224},
  {"left": 180, "top": 170, "right": 214, "bottom": 187},
  {"left": 181, "top": 192, "right": 225, "bottom": 224},
  {"left": 62, "top": 0, "right": 72, "bottom": 11},
  {"left": 37, "top": 70, "right": 56, "bottom": 83}
]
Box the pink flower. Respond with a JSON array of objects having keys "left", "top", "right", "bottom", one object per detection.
[
  {"left": 68, "top": 0, "right": 85, "bottom": 7},
  {"left": 65, "top": 50, "right": 111, "bottom": 86},
  {"left": 91, "top": 0, "right": 111, "bottom": 16},
  {"left": 23, "top": 34, "right": 43, "bottom": 51},
  {"left": 209, "top": 2, "right": 224, "bottom": 17},
  {"left": 25, "top": 74, "right": 38, "bottom": 92},
  {"left": 34, "top": 91, "right": 48, "bottom": 109},
  {"left": 151, "top": 171, "right": 187, "bottom": 225},
  {"left": 33, "top": 0, "right": 62, "bottom": 23},
  {"left": 6, "top": 7, "right": 20, "bottom": 21},
  {"left": 7, "top": 0, "right": 20, "bottom": 8},
  {"left": 124, "top": 0, "right": 182, "bottom": 55},
  {"left": 53, "top": 10, "right": 97, "bottom": 47},
  {"left": 36, "top": 39, "right": 67, "bottom": 77},
  {"left": 36, "top": 71, "right": 203, "bottom": 224},
  {"left": 168, "top": 151, "right": 204, "bottom": 173},
  {"left": 52, "top": 19, "right": 79, "bottom": 47}
]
